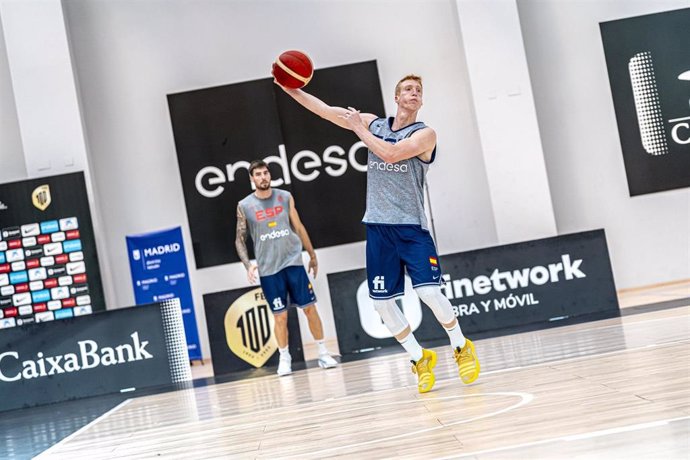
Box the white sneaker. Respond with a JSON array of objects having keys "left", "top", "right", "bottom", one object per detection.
[
  {"left": 317, "top": 353, "right": 338, "bottom": 369},
  {"left": 277, "top": 353, "right": 292, "bottom": 376}
]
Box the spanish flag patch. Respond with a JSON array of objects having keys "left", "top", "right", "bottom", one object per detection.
[
  {"left": 429, "top": 257, "right": 438, "bottom": 266},
  {"left": 268, "top": 221, "right": 277, "bottom": 228}
]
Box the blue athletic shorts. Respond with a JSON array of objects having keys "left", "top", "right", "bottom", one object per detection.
[
  {"left": 366, "top": 224, "right": 442, "bottom": 299},
  {"left": 259, "top": 265, "right": 316, "bottom": 314}
]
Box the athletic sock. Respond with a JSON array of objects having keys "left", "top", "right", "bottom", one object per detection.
[
  {"left": 444, "top": 323, "right": 466, "bottom": 350},
  {"left": 279, "top": 346, "right": 290, "bottom": 357},
  {"left": 400, "top": 334, "right": 424, "bottom": 362},
  {"left": 316, "top": 339, "right": 329, "bottom": 356}
]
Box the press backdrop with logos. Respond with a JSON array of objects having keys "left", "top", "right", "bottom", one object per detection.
[{"left": 0, "top": 172, "right": 105, "bottom": 329}]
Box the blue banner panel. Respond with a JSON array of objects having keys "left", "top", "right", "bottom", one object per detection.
[{"left": 126, "top": 227, "right": 201, "bottom": 360}]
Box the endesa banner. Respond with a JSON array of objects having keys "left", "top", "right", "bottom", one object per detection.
[
  {"left": 600, "top": 8, "right": 690, "bottom": 195},
  {"left": 126, "top": 227, "right": 201, "bottom": 360},
  {"left": 168, "top": 61, "right": 385, "bottom": 268},
  {"left": 0, "top": 299, "right": 191, "bottom": 412},
  {"left": 328, "top": 230, "right": 619, "bottom": 356},
  {"left": 204, "top": 286, "right": 304, "bottom": 376}
]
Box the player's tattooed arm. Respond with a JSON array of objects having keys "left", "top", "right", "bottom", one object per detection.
[{"left": 235, "top": 205, "right": 251, "bottom": 270}]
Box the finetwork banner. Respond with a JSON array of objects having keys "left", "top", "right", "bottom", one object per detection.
[
  {"left": 126, "top": 227, "right": 201, "bottom": 360},
  {"left": 168, "top": 61, "right": 385, "bottom": 268},
  {"left": 328, "top": 230, "right": 619, "bottom": 356},
  {"left": 600, "top": 8, "right": 690, "bottom": 196}
]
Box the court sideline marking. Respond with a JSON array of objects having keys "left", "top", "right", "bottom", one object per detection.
[
  {"left": 35, "top": 399, "right": 132, "bottom": 459},
  {"left": 434, "top": 415, "right": 690, "bottom": 459}
]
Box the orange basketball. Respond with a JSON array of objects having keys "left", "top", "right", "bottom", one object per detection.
[{"left": 272, "top": 50, "right": 313, "bottom": 89}]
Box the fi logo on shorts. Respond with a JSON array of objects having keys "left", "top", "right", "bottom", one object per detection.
[
  {"left": 372, "top": 275, "right": 385, "bottom": 293},
  {"left": 224, "top": 288, "right": 277, "bottom": 367}
]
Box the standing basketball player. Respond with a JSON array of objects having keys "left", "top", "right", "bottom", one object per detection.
[
  {"left": 235, "top": 160, "right": 338, "bottom": 376},
  {"left": 275, "top": 74, "right": 479, "bottom": 393}
]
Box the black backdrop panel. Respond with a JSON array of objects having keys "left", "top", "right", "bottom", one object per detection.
[
  {"left": 0, "top": 172, "right": 106, "bottom": 327},
  {"left": 328, "top": 230, "right": 619, "bottom": 356},
  {"left": 168, "top": 61, "right": 385, "bottom": 268},
  {"left": 600, "top": 8, "right": 690, "bottom": 195},
  {"left": 0, "top": 301, "right": 189, "bottom": 412},
  {"left": 204, "top": 286, "right": 304, "bottom": 376}
]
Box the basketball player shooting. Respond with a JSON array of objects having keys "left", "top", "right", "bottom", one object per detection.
[
  {"left": 235, "top": 160, "right": 338, "bottom": 376},
  {"left": 274, "top": 71, "right": 480, "bottom": 393}
]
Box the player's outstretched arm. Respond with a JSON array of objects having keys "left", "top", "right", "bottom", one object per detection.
[
  {"left": 275, "top": 80, "right": 376, "bottom": 131},
  {"left": 235, "top": 205, "right": 258, "bottom": 283},
  {"left": 287, "top": 195, "right": 318, "bottom": 278}
]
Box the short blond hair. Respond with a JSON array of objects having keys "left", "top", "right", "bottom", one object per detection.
[{"left": 395, "top": 74, "right": 423, "bottom": 96}]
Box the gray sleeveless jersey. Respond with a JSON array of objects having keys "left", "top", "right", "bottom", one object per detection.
[
  {"left": 362, "top": 117, "right": 435, "bottom": 230},
  {"left": 238, "top": 189, "right": 303, "bottom": 276}
]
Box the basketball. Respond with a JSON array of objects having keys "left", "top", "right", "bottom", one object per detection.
[{"left": 272, "top": 50, "right": 313, "bottom": 89}]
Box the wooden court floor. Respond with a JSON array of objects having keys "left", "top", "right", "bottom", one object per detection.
[{"left": 34, "top": 302, "right": 690, "bottom": 459}]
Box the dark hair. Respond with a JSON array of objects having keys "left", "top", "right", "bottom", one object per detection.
[{"left": 248, "top": 159, "right": 268, "bottom": 176}]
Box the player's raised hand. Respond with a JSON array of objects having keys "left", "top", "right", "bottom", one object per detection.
[{"left": 339, "top": 107, "right": 362, "bottom": 129}]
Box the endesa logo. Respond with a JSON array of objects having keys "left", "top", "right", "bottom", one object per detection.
[
  {"left": 259, "top": 229, "right": 290, "bottom": 242},
  {"left": 195, "top": 141, "right": 368, "bottom": 198},
  {"left": 256, "top": 206, "right": 283, "bottom": 222},
  {"left": 369, "top": 160, "right": 408, "bottom": 173}
]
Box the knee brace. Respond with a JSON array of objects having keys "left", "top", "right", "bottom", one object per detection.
[
  {"left": 373, "top": 299, "right": 409, "bottom": 336},
  {"left": 415, "top": 285, "right": 456, "bottom": 325}
]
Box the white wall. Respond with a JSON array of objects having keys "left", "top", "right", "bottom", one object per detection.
[
  {"left": 456, "top": 0, "right": 557, "bottom": 244},
  {"left": 516, "top": 0, "right": 690, "bottom": 289},
  {"left": 61, "top": 0, "right": 496, "bottom": 359},
  {"left": 0, "top": 12, "right": 25, "bottom": 183}
]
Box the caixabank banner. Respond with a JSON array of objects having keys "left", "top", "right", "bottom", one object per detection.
[
  {"left": 600, "top": 8, "right": 690, "bottom": 196},
  {"left": 0, "top": 299, "right": 191, "bottom": 412},
  {"left": 168, "top": 61, "right": 385, "bottom": 268},
  {"left": 328, "top": 230, "right": 619, "bottom": 356},
  {"left": 204, "top": 286, "right": 304, "bottom": 376},
  {"left": 0, "top": 172, "right": 105, "bottom": 329}
]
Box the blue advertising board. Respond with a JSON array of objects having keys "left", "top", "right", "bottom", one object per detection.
[{"left": 126, "top": 227, "right": 201, "bottom": 360}]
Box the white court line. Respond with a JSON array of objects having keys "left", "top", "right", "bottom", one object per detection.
[
  {"left": 45, "top": 339, "right": 689, "bottom": 454},
  {"left": 434, "top": 415, "right": 690, "bottom": 459},
  {"left": 479, "top": 339, "right": 687, "bottom": 378},
  {"left": 37, "top": 315, "right": 689, "bottom": 456},
  {"left": 35, "top": 398, "right": 132, "bottom": 459},
  {"left": 280, "top": 392, "right": 534, "bottom": 459}
]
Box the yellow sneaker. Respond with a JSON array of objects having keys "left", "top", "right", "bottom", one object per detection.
[
  {"left": 454, "top": 339, "right": 480, "bottom": 384},
  {"left": 411, "top": 349, "right": 437, "bottom": 393}
]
